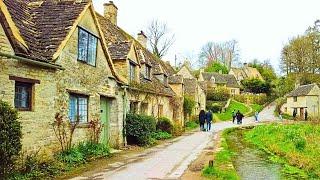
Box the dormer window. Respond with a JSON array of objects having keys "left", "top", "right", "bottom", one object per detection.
[
  {"left": 129, "top": 62, "right": 136, "bottom": 82},
  {"left": 78, "top": 27, "right": 97, "bottom": 66},
  {"left": 145, "top": 65, "right": 151, "bottom": 79}
]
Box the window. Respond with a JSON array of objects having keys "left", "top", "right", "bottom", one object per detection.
[
  {"left": 145, "top": 65, "right": 151, "bottom": 79},
  {"left": 130, "top": 101, "right": 139, "bottom": 114},
  {"left": 129, "top": 62, "right": 136, "bottom": 82},
  {"left": 14, "top": 82, "right": 32, "bottom": 111},
  {"left": 140, "top": 103, "right": 149, "bottom": 115},
  {"left": 69, "top": 94, "right": 88, "bottom": 123},
  {"left": 78, "top": 28, "right": 98, "bottom": 66},
  {"left": 293, "top": 96, "right": 297, "bottom": 102},
  {"left": 231, "top": 89, "right": 236, "bottom": 95}
]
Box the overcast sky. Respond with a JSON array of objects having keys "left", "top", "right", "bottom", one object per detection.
[{"left": 93, "top": 0, "right": 320, "bottom": 72}]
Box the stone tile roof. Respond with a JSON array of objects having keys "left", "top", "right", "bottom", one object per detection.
[
  {"left": 108, "top": 41, "right": 132, "bottom": 60},
  {"left": 2, "top": 0, "right": 89, "bottom": 61},
  {"left": 168, "top": 75, "right": 183, "bottom": 84},
  {"left": 184, "top": 78, "right": 197, "bottom": 95},
  {"left": 287, "top": 84, "right": 318, "bottom": 97},
  {"left": 96, "top": 12, "right": 176, "bottom": 96},
  {"left": 201, "top": 72, "right": 240, "bottom": 88}
]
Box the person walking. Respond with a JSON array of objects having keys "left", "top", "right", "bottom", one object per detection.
[
  {"left": 236, "top": 110, "right": 244, "bottom": 124},
  {"left": 199, "top": 110, "right": 206, "bottom": 131},
  {"left": 279, "top": 110, "right": 283, "bottom": 121},
  {"left": 206, "top": 110, "right": 213, "bottom": 131},
  {"left": 232, "top": 110, "right": 236, "bottom": 124},
  {"left": 293, "top": 109, "right": 297, "bottom": 118},
  {"left": 254, "top": 111, "right": 259, "bottom": 122},
  {"left": 305, "top": 109, "right": 308, "bottom": 121}
]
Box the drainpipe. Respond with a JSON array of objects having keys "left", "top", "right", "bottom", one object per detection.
[
  {"left": 0, "top": 52, "right": 64, "bottom": 70},
  {"left": 121, "top": 85, "right": 128, "bottom": 147}
]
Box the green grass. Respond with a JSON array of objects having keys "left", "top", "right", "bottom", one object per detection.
[
  {"left": 214, "top": 100, "right": 250, "bottom": 121},
  {"left": 244, "top": 123, "right": 320, "bottom": 178},
  {"left": 185, "top": 121, "right": 198, "bottom": 131},
  {"left": 250, "top": 104, "right": 263, "bottom": 112},
  {"left": 202, "top": 129, "right": 240, "bottom": 180}
]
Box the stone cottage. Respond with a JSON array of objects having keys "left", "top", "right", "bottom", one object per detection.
[
  {"left": 229, "top": 63, "right": 264, "bottom": 83},
  {"left": 97, "top": 2, "right": 184, "bottom": 124},
  {"left": 199, "top": 72, "right": 240, "bottom": 95},
  {"left": 282, "top": 84, "right": 320, "bottom": 119},
  {"left": 176, "top": 64, "right": 206, "bottom": 116},
  {"left": 0, "top": 0, "right": 126, "bottom": 151}
]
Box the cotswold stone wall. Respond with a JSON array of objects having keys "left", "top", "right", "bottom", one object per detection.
[{"left": 0, "top": 9, "right": 124, "bottom": 152}]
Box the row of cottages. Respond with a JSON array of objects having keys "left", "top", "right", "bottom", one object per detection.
[
  {"left": 176, "top": 64, "right": 207, "bottom": 116},
  {"left": 229, "top": 63, "right": 264, "bottom": 84},
  {"left": 0, "top": 0, "right": 183, "bottom": 153},
  {"left": 282, "top": 84, "right": 320, "bottom": 119},
  {"left": 199, "top": 71, "right": 241, "bottom": 95}
]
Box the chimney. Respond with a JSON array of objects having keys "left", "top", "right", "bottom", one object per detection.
[
  {"left": 243, "top": 63, "right": 248, "bottom": 67},
  {"left": 104, "top": 1, "right": 118, "bottom": 25},
  {"left": 137, "top": 31, "right": 147, "bottom": 48}
]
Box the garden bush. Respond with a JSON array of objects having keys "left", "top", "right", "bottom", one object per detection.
[
  {"left": 0, "top": 100, "right": 22, "bottom": 178},
  {"left": 206, "top": 101, "right": 224, "bottom": 113},
  {"left": 172, "top": 122, "right": 184, "bottom": 136},
  {"left": 125, "top": 113, "right": 156, "bottom": 146},
  {"left": 151, "top": 131, "right": 172, "bottom": 140},
  {"left": 207, "top": 87, "right": 230, "bottom": 101},
  {"left": 183, "top": 95, "right": 196, "bottom": 117},
  {"left": 156, "top": 117, "right": 173, "bottom": 134}
]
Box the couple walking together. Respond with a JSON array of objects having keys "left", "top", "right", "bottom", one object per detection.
[{"left": 199, "top": 110, "right": 213, "bottom": 131}]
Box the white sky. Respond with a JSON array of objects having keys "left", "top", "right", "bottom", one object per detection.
[{"left": 93, "top": 0, "right": 320, "bottom": 72}]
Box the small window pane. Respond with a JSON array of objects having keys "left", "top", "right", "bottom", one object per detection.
[
  {"left": 69, "top": 96, "right": 78, "bottom": 122},
  {"left": 14, "top": 83, "right": 31, "bottom": 110},
  {"left": 88, "top": 34, "right": 97, "bottom": 66},
  {"left": 68, "top": 94, "right": 88, "bottom": 123},
  {"left": 78, "top": 29, "right": 88, "bottom": 61},
  {"left": 78, "top": 97, "right": 88, "bottom": 122}
]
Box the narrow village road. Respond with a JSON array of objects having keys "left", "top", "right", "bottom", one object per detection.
[{"left": 72, "top": 104, "right": 277, "bottom": 180}]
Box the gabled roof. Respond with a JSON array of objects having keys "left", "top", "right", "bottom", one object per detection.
[
  {"left": 2, "top": 0, "right": 90, "bottom": 61},
  {"left": 184, "top": 78, "right": 197, "bottom": 95},
  {"left": 201, "top": 72, "right": 240, "bottom": 88},
  {"left": 287, "top": 84, "right": 319, "bottom": 97},
  {"left": 169, "top": 75, "right": 183, "bottom": 84}
]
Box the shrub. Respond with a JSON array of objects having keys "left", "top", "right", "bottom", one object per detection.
[
  {"left": 156, "top": 117, "right": 173, "bottom": 134},
  {"left": 56, "top": 148, "right": 85, "bottom": 165},
  {"left": 172, "top": 122, "right": 184, "bottom": 136},
  {"left": 0, "top": 100, "right": 22, "bottom": 178},
  {"left": 77, "top": 142, "right": 110, "bottom": 159},
  {"left": 206, "top": 101, "right": 224, "bottom": 113},
  {"left": 207, "top": 87, "right": 230, "bottom": 102},
  {"left": 185, "top": 121, "right": 198, "bottom": 130},
  {"left": 125, "top": 113, "right": 156, "bottom": 146},
  {"left": 183, "top": 95, "right": 196, "bottom": 117},
  {"left": 151, "top": 131, "right": 172, "bottom": 140}
]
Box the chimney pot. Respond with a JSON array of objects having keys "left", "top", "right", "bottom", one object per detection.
[
  {"left": 137, "top": 31, "right": 147, "bottom": 48},
  {"left": 104, "top": 1, "right": 118, "bottom": 25}
]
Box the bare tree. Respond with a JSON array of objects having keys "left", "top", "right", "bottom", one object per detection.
[
  {"left": 146, "top": 19, "right": 175, "bottom": 58},
  {"left": 199, "top": 40, "right": 239, "bottom": 69}
]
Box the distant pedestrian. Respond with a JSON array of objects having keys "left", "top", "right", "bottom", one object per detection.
[
  {"left": 254, "top": 111, "right": 259, "bottom": 122},
  {"left": 236, "top": 110, "right": 244, "bottom": 124},
  {"left": 206, "top": 110, "right": 213, "bottom": 131},
  {"left": 232, "top": 110, "right": 236, "bottom": 124},
  {"left": 293, "top": 109, "right": 297, "bottom": 118},
  {"left": 199, "top": 110, "right": 206, "bottom": 131},
  {"left": 279, "top": 110, "right": 283, "bottom": 121},
  {"left": 305, "top": 109, "right": 308, "bottom": 121}
]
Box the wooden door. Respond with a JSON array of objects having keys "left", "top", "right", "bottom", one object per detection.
[{"left": 100, "top": 97, "right": 110, "bottom": 144}]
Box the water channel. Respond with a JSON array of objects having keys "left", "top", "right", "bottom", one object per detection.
[{"left": 227, "top": 129, "right": 282, "bottom": 180}]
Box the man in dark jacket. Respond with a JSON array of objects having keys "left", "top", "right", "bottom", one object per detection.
[
  {"left": 206, "top": 110, "right": 213, "bottom": 131},
  {"left": 199, "top": 110, "right": 206, "bottom": 131},
  {"left": 236, "top": 110, "right": 244, "bottom": 124}
]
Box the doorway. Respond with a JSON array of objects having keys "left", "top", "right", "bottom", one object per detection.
[
  {"left": 100, "top": 97, "right": 110, "bottom": 144},
  {"left": 300, "top": 108, "right": 304, "bottom": 118}
]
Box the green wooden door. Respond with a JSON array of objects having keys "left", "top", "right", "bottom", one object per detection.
[{"left": 100, "top": 97, "right": 109, "bottom": 144}]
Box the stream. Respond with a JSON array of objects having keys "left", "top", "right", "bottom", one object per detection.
[{"left": 227, "top": 129, "right": 282, "bottom": 180}]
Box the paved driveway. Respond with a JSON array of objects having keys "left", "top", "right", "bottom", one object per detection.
[{"left": 72, "top": 104, "right": 277, "bottom": 180}]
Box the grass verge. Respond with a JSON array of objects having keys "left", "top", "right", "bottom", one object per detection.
[
  {"left": 244, "top": 123, "right": 320, "bottom": 179},
  {"left": 202, "top": 129, "right": 239, "bottom": 180},
  {"left": 214, "top": 100, "right": 250, "bottom": 121}
]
